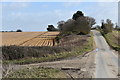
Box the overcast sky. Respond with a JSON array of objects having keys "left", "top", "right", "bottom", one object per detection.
[{"left": 1, "top": 1, "right": 118, "bottom": 31}]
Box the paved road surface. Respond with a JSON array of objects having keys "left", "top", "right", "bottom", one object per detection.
[{"left": 92, "top": 30, "right": 119, "bottom": 78}]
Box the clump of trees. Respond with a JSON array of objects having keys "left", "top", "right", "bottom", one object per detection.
[
  {"left": 47, "top": 25, "right": 58, "bottom": 31},
  {"left": 101, "top": 19, "right": 114, "bottom": 34},
  {"left": 57, "top": 11, "right": 96, "bottom": 35},
  {"left": 47, "top": 11, "right": 96, "bottom": 35},
  {"left": 1, "top": 29, "right": 23, "bottom": 32},
  {"left": 16, "top": 29, "right": 22, "bottom": 32}
]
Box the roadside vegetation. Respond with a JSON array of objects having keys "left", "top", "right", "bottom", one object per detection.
[
  {"left": 102, "top": 30, "right": 120, "bottom": 51},
  {"left": 95, "top": 19, "right": 120, "bottom": 52},
  {"left": 4, "top": 67, "right": 67, "bottom": 78}
]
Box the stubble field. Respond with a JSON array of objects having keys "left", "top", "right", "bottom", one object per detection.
[{"left": 1, "top": 31, "right": 59, "bottom": 46}]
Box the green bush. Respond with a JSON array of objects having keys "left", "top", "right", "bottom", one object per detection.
[
  {"left": 102, "top": 19, "right": 113, "bottom": 34},
  {"left": 2, "top": 46, "right": 72, "bottom": 60}
]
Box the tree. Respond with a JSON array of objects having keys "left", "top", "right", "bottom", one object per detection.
[
  {"left": 62, "top": 19, "right": 76, "bottom": 33},
  {"left": 115, "top": 23, "right": 120, "bottom": 30},
  {"left": 85, "top": 16, "right": 96, "bottom": 28},
  {"left": 101, "top": 20, "right": 104, "bottom": 29},
  {"left": 72, "top": 11, "right": 84, "bottom": 20},
  {"left": 47, "top": 25, "right": 58, "bottom": 31},
  {"left": 102, "top": 19, "right": 114, "bottom": 34},
  {"left": 75, "top": 17, "right": 90, "bottom": 34},
  {"left": 95, "top": 25, "right": 101, "bottom": 30},
  {"left": 16, "top": 29, "right": 22, "bottom": 32},
  {"left": 57, "top": 20, "right": 65, "bottom": 31},
  {"left": 60, "top": 11, "right": 91, "bottom": 34}
]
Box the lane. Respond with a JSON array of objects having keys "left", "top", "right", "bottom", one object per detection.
[{"left": 92, "top": 30, "right": 118, "bottom": 78}]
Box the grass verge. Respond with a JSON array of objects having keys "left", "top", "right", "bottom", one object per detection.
[
  {"left": 101, "top": 30, "right": 120, "bottom": 51},
  {"left": 4, "top": 67, "right": 67, "bottom": 78}
]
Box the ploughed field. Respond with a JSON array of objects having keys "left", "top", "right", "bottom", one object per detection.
[{"left": 1, "top": 32, "right": 59, "bottom": 46}]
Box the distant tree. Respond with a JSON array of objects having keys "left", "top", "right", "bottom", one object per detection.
[
  {"left": 95, "top": 25, "right": 101, "bottom": 30},
  {"left": 10, "top": 30, "right": 14, "bottom": 32},
  {"left": 47, "top": 25, "right": 58, "bottom": 31},
  {"left": 72, "top": 11, "right": 84, "bottom": 20},
  {"left": 101, "top": 20, "right": 105, "bottom": 29},
  {"left": 16, "top": 29, "right": 22, "bottom": 32},
  {"left": 102, "top": 19, "right": 114, "bottom": 34},
  {"left": 115, "top": 23, "right": 120, "bottom": 30},
  {"left": 85, "top": 16, "right": 96, "bottom": 28},
  {"left": 57, "top": 20, "right": 65, "bottom": 31}
]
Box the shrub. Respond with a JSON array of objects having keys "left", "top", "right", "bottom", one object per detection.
[
  {"left": 101, "top": 19, "right": 113, "bottom": 34},
  {"left": 16, "top": 29, "right": 22, "bottom": 32}
]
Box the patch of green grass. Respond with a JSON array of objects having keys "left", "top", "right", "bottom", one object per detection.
[
  {"left": 102, "top": 30, "right": 120, "bottom": 51},
  {"left": 3, "top": 33, "right": 94, "bottom": 65},
  {"left": 5, "top": 67, "right": 67, "bottom": 78}
]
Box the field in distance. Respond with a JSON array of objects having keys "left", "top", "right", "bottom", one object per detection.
[{"left": 1, "top": 31, "right": 59, "bottom": 46}]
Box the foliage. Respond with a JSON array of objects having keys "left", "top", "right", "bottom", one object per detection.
[
  {"left": 75, "top": 17, "right": 91, "bottom": 34},
  {"left": 59, "top": 11, "right": 94, "bottom": 35},
  {"left": 2, "top": 46, "right": 72, "bottom": 60},
  {"left": 56, "top": 11, "right": 96, "bottom": 35},
  {"left": 61, "top": 19, "right": 76, "bottom": 33},
  {"left": 57, "top": 20, "right": 65, "bottom": 31},
  {"left": 47, "top": 25, "right": 58, "bottom": 31},
  {"left": 115, "top": 23, "right": 120, "bottom": 31},
  {"left": 101, "top": 19, "right": 114, "bottom": 34},
  {"left": 72, "top": 11, "right": 84, "bottom": 20},
  {"left": 85, "top": 16, "right": 96, "bottom": 28},
  {"left": 16, "top": 29, "right": 22, "bottom": 32}
]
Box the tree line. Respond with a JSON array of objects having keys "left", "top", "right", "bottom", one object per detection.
[
  {"left": 1, "top": 29, "right": 22, "bottom": 32},
  {"left": 95, "top": 19, "right": 120, "bottom": 34},
  {"left": 47, "top": 11, "right": 96, "bottom": 35},
  {"left": 47, "top": 10, "right": 119, "bottom": 34}
]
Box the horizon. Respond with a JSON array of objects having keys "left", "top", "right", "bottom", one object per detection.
[{"left": 1, "top": 2, "right": 118, "bottom": 31}]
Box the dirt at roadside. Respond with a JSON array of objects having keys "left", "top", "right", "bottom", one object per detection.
[{"left": 19, "top": 51, "right": 96, "bottom": 78}]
